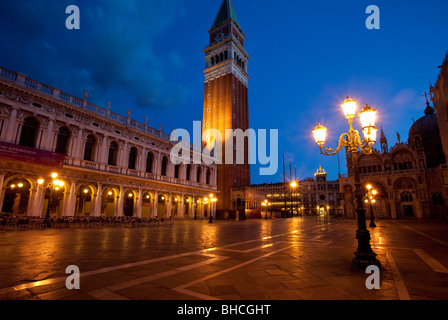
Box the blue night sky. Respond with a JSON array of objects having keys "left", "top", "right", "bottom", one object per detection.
[{"left": 0, "top": 0, "right": 447, "bottom": 184}]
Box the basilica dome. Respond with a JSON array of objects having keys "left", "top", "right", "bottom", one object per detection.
[{"left": 408, "top": 102, "right": 445, "bottom": 168}]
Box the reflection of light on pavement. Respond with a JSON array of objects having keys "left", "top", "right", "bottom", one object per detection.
[{"left": 262, "top": 236, "right": 272, "bottom": 240}]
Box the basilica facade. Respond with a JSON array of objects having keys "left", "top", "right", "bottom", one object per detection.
[
  {"left": 339, "top": 101, "right": 448, "bottom": 220},
  {"left": 0, "top": 67, "right": 218, "bottom": 220}
]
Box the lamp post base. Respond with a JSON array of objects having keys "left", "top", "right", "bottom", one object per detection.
[{"left": 353, "top": 229, "right": 381, "bottom": 269}]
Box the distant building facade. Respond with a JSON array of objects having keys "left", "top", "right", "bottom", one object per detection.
[
  {"left": 251, "top": 167, "right": 342, "bottom": 217},
  {"left": 0, "top": 67, "right": 217, "bottom": 219},
  {"left": 339, "top": 101, "right": 448, "bottom": 219}
]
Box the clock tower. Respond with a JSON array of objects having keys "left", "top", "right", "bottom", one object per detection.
[{"left": 203, "top": 0, "right": 250, "bottom": 214}]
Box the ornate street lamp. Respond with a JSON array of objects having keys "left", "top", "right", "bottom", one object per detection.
[
  {"left": 312, "top": 97, "right": 381, "bottom": 269},
  {"left": 39, "top": 172, "right": 65, "bottom": 228},
  {"left": 365, "top": 184, "right": 378, "bottom": 228}
]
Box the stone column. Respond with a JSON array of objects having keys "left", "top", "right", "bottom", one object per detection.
[
  {"left": 5, "top": 107, "right": 18, "bottom": 142},
  {"left": 99, "top": 138, "right": 109, "bottom": 167},
  {"left": 152, "top": 191, "right": 159, "bottom": 218},
  {"left": 43, "top": 119, "right": 55, "bottom": 151},
  {"left": 66, "top": 181, "right": 78, "bottom": 217},
  {"left": 34, "top": 184, "right": 47, "bottom": 217},
  {"left": 390, "top": 199, "right": 398, "bottom": 219},
  {"left": 190, "top": 198, "right": 195, "bottom": 219},
  {"left": 166, "top": 194, "right": 172, "bottom": 220},
  {"left": 179, "top": 194, "right": 185, "bottom": 219},
  {"left": 92, "top": 184, "right": 102, "bottom": 217},
  {"left": 117, "top": 187, "right": 124, "bottom": 217},
  {"left": 0, "top": 173, "right": 5, "bottom": 213},
  {"left": 136, "top": 188, "right": 142, "bottom": 218},
  {"left": 71, "top": 129, "right": 83, "bottom": 164}
]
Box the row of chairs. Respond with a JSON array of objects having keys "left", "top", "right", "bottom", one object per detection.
[{"left": 0, "top": 216, "right": 167, "bottom": 231}]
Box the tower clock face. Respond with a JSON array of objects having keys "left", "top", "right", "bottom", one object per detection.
[{"left": 215, "top": 32, "right": 224, "bottom": 43}]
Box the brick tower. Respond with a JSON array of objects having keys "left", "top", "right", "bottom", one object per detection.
[{"left": 203, "top": 0, "right": 250, "bottom": 214}]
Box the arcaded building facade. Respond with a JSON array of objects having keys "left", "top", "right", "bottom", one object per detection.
[{"left": 0, "top": 67, "right": 218, "bottom": 220}]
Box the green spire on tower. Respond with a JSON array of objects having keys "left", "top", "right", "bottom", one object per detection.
[{"left": 212, "top": 0, "right": 241, "bottom": 30}]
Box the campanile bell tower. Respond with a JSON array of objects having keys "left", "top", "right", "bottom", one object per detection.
[{"left": 203, "top": 0, "right": 250, "bottom": 213}]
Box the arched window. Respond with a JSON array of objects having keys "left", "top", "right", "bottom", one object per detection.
[
  {"left": 186, "top": 164, "right": 191, "bottom": 181},
  {"left": 128, "top": 147, "right": 137, "bottom": 170},
  {"left": 433, "top": 193, "right": 444, "bottom": 205},
  {"left": 206, "top": 169, "right": 211, "bottom": 185},
  {"left": 146, "top": 152, "right": 154, "bottom": 173},
  {"left": 161, "top": 156, "right": 168, "bottom": 176},
  {"left": 401, "top": 192, "right": 413, "bottom": 202},
  {"left": 108, "top": 141, "right": 118, "bottom": 166},
  {"left": 174, "top": 164, "right": 180, "bottom": 179},
  {"left": 433, "top": 194, "right": 439, "bottom": 205},
  {"left": 19, "top": 117, "right": 39, "bottom": 148},
  {"left": 55, "top": 126, "right": 70, "bottom": 155},
  {"left": 197, "top": 166, "right": 201, "bottom": 183},
  {"left": 83, "top": 135, "right": 96, "bottom": 161}
]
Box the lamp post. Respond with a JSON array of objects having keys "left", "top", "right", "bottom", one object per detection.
[
  {"left": 290, "top": 181, "right": 298, "bottom": 216},
  {"left": 39, "top": 172, "right": 65, "bottom": 228},
  {"left": 208, "top": 194, "right": 217, "bottom": 223},
  {"left": 312, "top": 97, "right": 381, "bottom": 269},
  {"left": 365, "top": 184, "right": 378, "bottom": 228},
  {"left": 263, "top": 199, "right": 268, "bottom": 219}
]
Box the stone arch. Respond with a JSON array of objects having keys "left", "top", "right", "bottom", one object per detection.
[
  {"left": 75, "top": 184, "right": 97, "bottom": 216},
  {"left": 101, "top": 187, "right": 119, "bottom": 217},
  {"left": 141, "top": 191, "right": 155, "bottom": 218},
  {"left": 1, "top": 175, "right": 36, "bottom": 216},
  {"left": 123, "top": 189, "right": 137, "bottom": 217},
  {"left": 183, "top": 195, "right": 193, "bottom": 219}
]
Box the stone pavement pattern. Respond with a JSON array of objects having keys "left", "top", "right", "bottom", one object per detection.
[{"left": 0, "top": 217, "right": 447, "bottom": 300}]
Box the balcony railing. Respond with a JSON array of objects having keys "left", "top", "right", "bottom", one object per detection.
[
  {"left": 62, "top": 157, "right": 216, "bottom": 190},
  {"left": 339, "top": 167, "right": 436, "bottom": 178},
  {"left": 0, "top": 66, "right": 203, "bottom": 152}
]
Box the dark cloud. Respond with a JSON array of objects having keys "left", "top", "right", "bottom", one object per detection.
[{"left": 0, "top": 0, "right": 188, "bottom": 111}]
